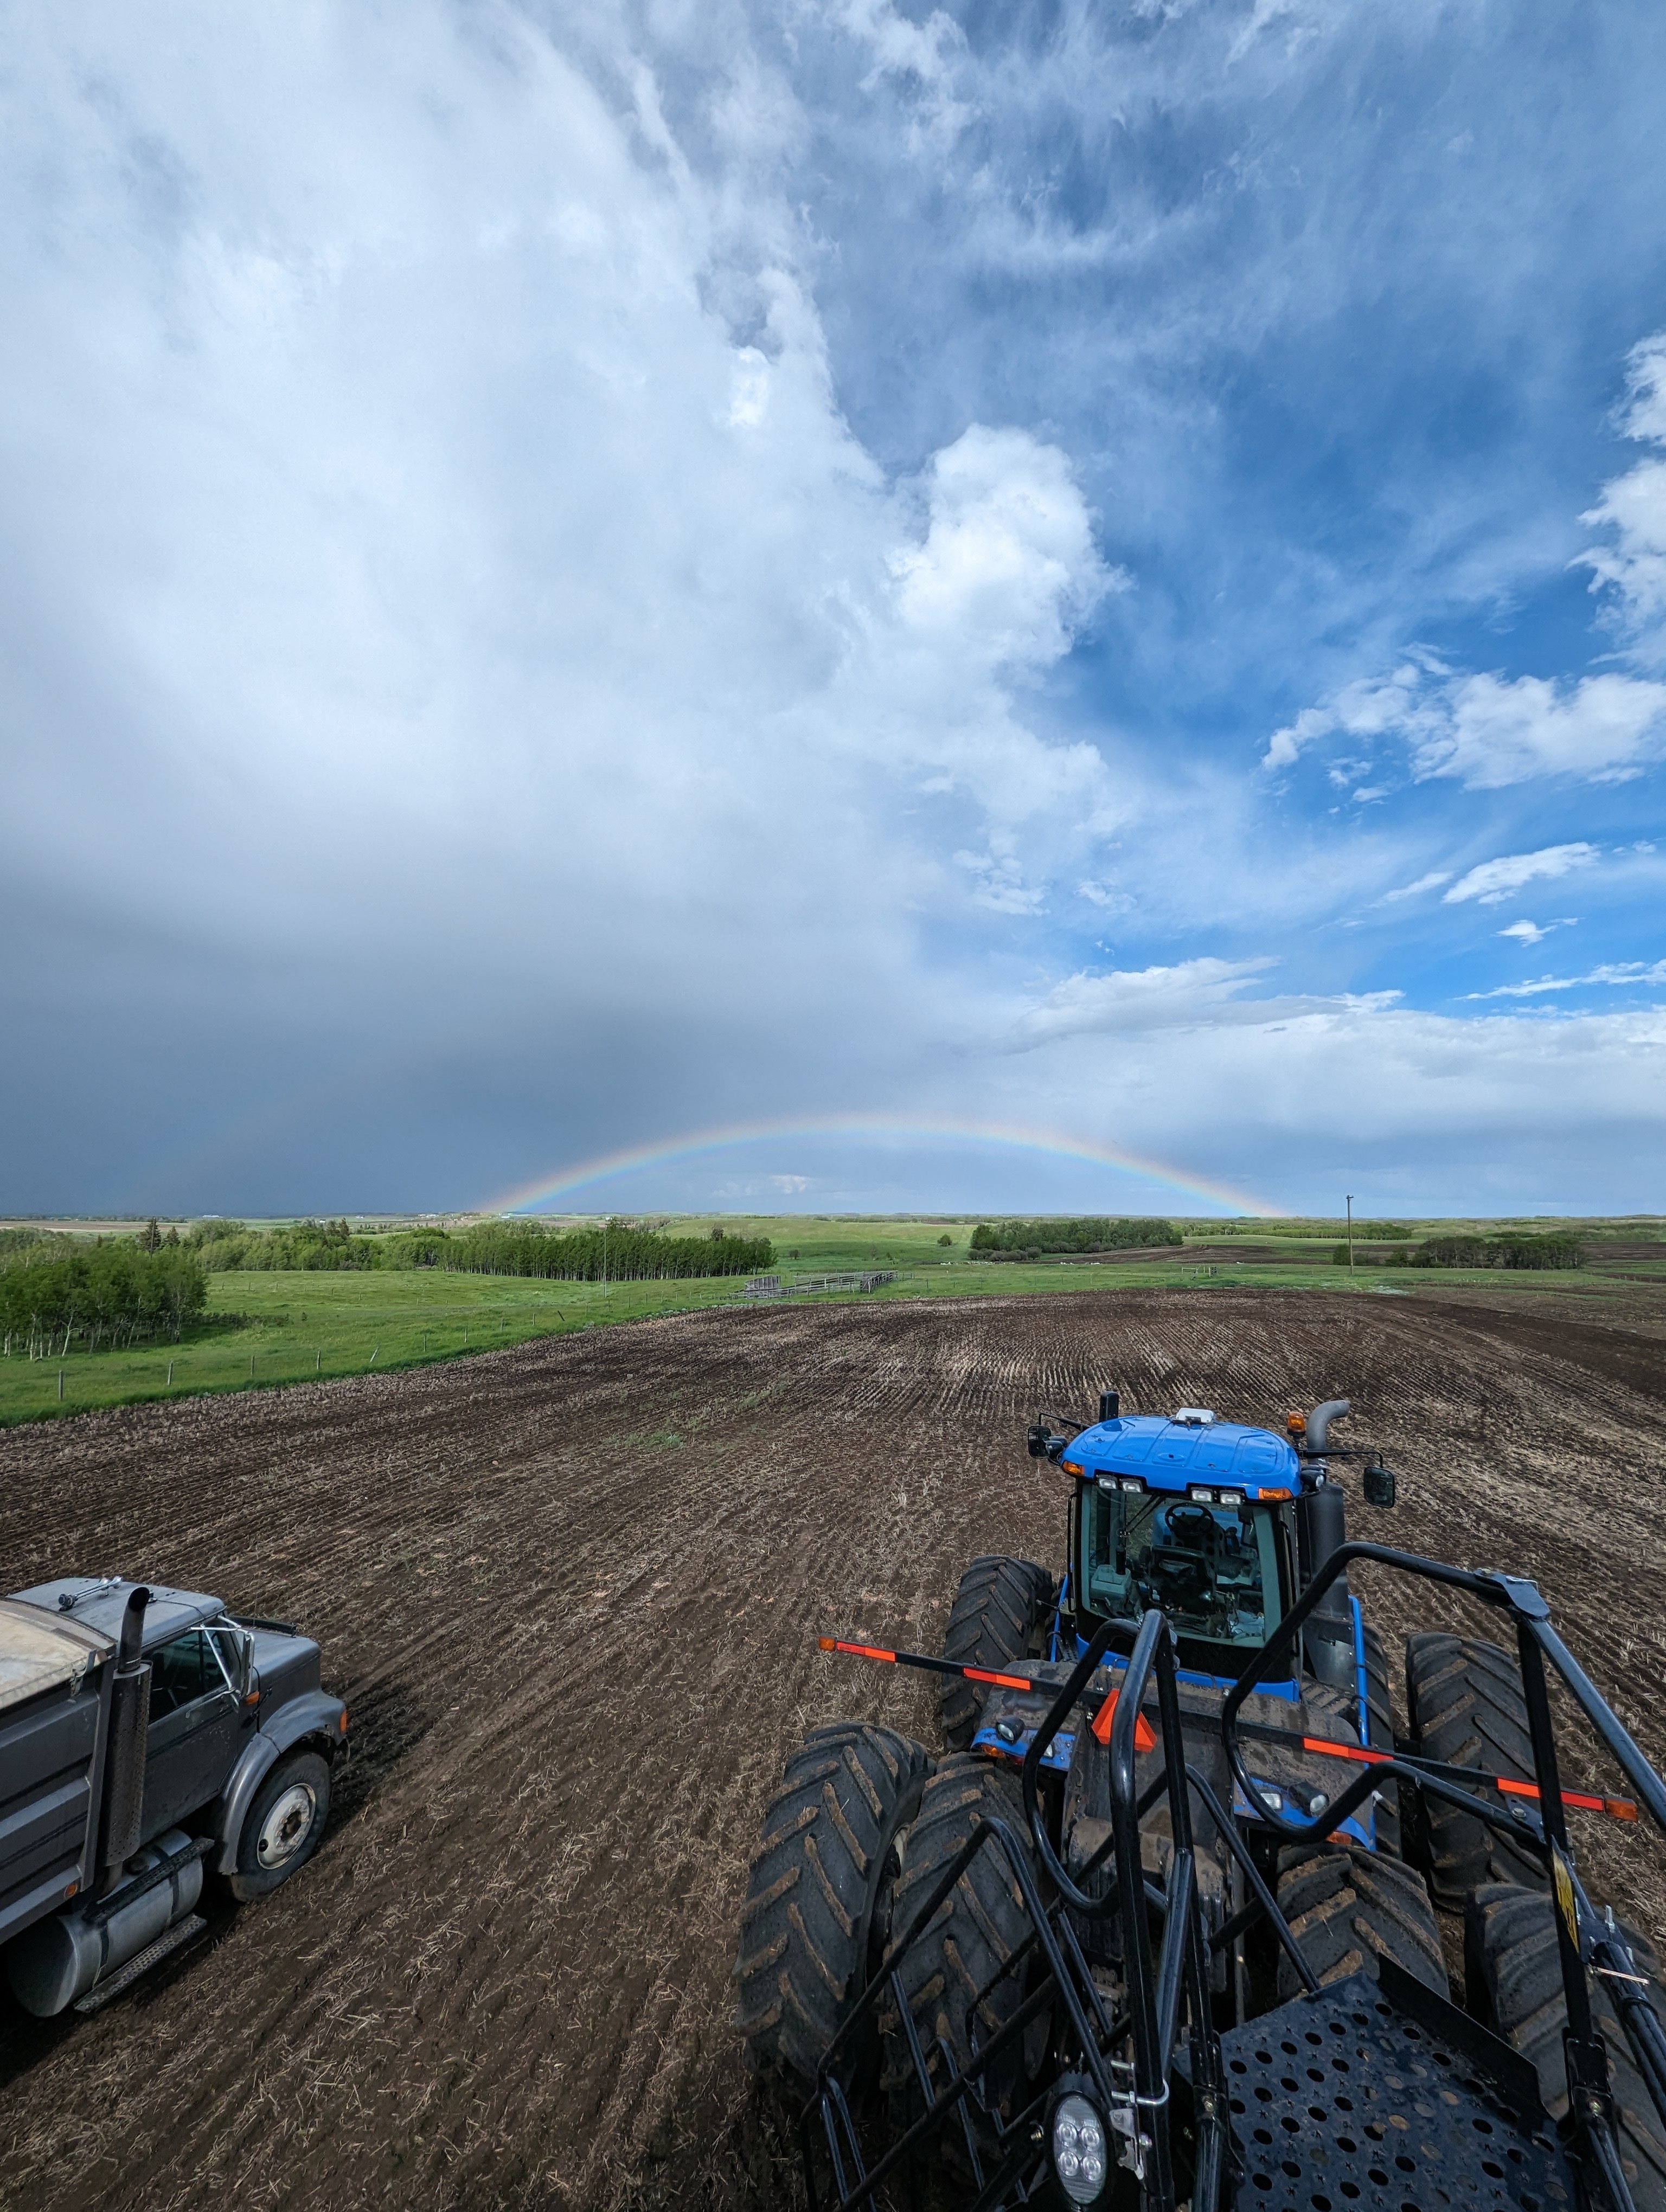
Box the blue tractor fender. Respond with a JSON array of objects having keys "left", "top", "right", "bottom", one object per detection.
[{"left": 213, "top": 1691, "right": 347, "bottom": 1875}]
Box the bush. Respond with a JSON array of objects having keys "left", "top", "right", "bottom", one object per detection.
[
  {"left": 937, "top": 1233, "right": 952, "bottom": 1246},
  {"left": 0, "top": 1242, "right": 207, "bottom": 1354},
  {"left": 190, "top": 1218, "right": 383, "bottom": 1271},
  {"left": 969, "top": 1217, "right": 1178, "bottom": 1256}
]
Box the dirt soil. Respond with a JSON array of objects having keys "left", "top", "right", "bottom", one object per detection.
[{"left": 2, "top": 1288, "right": 1664, "bottom": 2212}]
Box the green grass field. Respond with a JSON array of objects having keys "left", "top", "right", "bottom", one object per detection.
[{"left": 1, "top": 1210, "right": 1658, "bottom": 1426}]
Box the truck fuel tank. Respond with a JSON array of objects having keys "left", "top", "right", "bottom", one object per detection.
[{"left": 5, "top": 1828, "right": 204, "bottom": 2017}]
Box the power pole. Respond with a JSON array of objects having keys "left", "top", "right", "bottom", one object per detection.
[{"left": 1346, "top": 1194, "right": 1355, "bottom": 1273}]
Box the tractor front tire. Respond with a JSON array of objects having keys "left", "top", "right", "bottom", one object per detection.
[
  {"left": 939, "top": 1556, "right": 1054, "bottom": 1751},
  {"left": 1405, "top": 1632, "right": 1543, "bottom": 1903},
  {"left": 732, "top": 1722, "right": 930, "bottom": 2096},
  {"left": 229, "top": 1751, "right": 331, "bottom": 1902},
  {"left": 882, "top": 1754, "right": 1041, "bottom": 2146},
  {"left": 1275, "top": 1843, "right": 1446, "bottom": 2001},
  {"left": 1469, "top": 1883, "right": 1666, "bottom": 2212}
]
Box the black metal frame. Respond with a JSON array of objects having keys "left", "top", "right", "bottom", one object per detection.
[
  {"left": 797, "top": 1549, "right": 1666, "bottom": 2212},
  {"left": 1219, "top": 1542, "right": 1666, "bottom": 2212}
]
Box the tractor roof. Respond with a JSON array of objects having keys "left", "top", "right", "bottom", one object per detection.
[{"left": 1065, "top": 1413, "right": 1304, "bottom": 1497}]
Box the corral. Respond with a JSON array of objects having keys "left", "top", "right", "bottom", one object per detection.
[{"left": 2, "top": 1287, "right": 1664, "bottom": 2211}]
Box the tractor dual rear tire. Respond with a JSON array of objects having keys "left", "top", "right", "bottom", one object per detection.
[
  {"left": 1275, "top": 1843, "right": 1446, "bottom": 2002},
  {"left": 733, "top": 1722, "right": 930, "bottom": 2094},
  {"left": 1405, "top": 1631, "right": 1543, "bottom": 1903},
  {"left": 882, "top": 1754, "right": 1042, "bottom": 2143},
  {"left": 1468, "top": 1882, "right": 1666, "bottom": 2212},
  {"left": 939, "top": 1557, "right": 1054, "bottom": 1751}
]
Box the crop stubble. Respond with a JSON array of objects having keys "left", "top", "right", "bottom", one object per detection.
[{"left": 0, "top": 1288, "right": 1663, "bottom": 2211}]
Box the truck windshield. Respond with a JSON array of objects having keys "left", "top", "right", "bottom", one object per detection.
[{"left": 1080, "top": 1486, "right": 1282, "bottom": 1651}]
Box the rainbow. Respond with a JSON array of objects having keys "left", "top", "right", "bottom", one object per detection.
[{"left": 480, "top": 1115, "right": 1280, "bottom": 1218}]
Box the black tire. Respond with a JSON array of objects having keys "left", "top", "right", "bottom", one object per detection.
[
  {"left": 228, "top": 1750, "right": 331, "bottom": 1902},
  {"left": 1275, "top": 1843, "right": 1446, "bottom": 2002},
  {"left": 1405, "top": 1631, "right": 1543, "bottom": 1902},
  {"left": 1469, "top": 1883, "right": 1666, "bottom": 2212},
  {"left": 939, "top": 1557, "right": 1054, "bottom": 1751},
  {"left": 882, "top": 1754, "right": 1041, "bottom": 2141},
  {"left": 732, "top": 1722, "right": 930, "bottom": 2093}
]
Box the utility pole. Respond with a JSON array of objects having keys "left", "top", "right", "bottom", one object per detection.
[{"left": 1346, "top": 1194, "right": 1355, "bottom": 1273}]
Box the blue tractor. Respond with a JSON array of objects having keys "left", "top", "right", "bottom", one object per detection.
[{"left": 733, "top": 1387, "right": 1666, "bottom": 2212}]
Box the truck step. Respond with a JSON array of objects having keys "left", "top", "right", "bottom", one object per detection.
[{"left": 73, "top": 1913, "right": 208, "bottom": 2014}]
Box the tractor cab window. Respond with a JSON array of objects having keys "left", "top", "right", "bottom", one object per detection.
[{"left": 1079, "top": 1486, "right": 1284, "bottom": 1652}]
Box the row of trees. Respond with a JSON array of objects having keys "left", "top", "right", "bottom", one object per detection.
[
  {"left": 970, "top": 1217, "right": 1180, "bottom": 1256},
  {"left": 1331, "top": 1233, "right": 1585, "bottom": 1270},
  {"left": 177, "top": 1216, "right": 773, "bottom": 1281},
  {"left": 439, "top": 1220, "right": 773, "bottom": 1281},
  {"left": 0, "top": 1244, "right": 207, "bottom": 1357}
]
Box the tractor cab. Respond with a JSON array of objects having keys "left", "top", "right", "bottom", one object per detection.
[{"left": 1050, "top": 1401, "right": 1304, "bottom": 1679}]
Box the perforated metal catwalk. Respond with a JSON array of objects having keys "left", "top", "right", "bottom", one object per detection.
[{"left": 1211, "top": 1966, "right": 1576, "bottom": 2212}]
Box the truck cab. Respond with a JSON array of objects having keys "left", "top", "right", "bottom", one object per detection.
[{"left": 0, "top": 1575, "right": 346, "bottom": 2017}]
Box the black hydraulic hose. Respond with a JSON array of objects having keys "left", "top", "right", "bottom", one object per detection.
[
  {"left": 1153, "top": 1849, "right": 1193, "bottom": 2073},
  {"left": 1183, "top": 1765, "right": 1321, "bottom": 1996},
  {"left": 1110, "top": 1609, "right": 1180, "bottom": 2212},
  {"left": 1018, "top": 1611, "right": 1131, "bottom": 1915}
]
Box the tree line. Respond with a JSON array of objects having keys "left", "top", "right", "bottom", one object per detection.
[
  {"left": 0, "top": 1242, "right": 207, "bottom": 1358},
  {"left": 183, "top": 1216, "right": 773, "bottom": 1282},
  {"left": 1331, "top": 1232, "right": 1585, "bottom": 1270},
  {"left": 970, "top": 1217, "right": 1180, "bottom": 1256},
  {"left": 438, "top": 1220, "right": 773, "bottom": 1281}
]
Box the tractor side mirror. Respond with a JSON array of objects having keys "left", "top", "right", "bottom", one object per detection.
[
  {"left": 1027, "top": 1423, "right": 1051, "bottom": 1459},
  {"left": 1362, "top": 1461, "right": 1397, "bottom": 1508}
]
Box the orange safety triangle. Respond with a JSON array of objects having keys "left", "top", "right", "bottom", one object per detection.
[{"left": 1091, "top": 1687, "right": 1158, "bottom": 1752}]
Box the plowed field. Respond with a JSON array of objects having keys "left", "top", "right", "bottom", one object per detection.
[{"left": 2, "top": 1289, "right": 1664, "bottom": 2211}]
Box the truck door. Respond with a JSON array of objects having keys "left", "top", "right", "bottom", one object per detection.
[{"left": 141, "top": 1630, "right": 245, "bottom": 1844}]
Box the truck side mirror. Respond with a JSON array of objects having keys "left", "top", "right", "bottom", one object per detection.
[{"left": 1362, "top": 1461, "right": 1397, "bottom": 1508}]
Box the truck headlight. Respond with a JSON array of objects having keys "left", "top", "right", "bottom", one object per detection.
[{"left": 1051, "top": 2093, "right": 1108, "bottom": 2203}]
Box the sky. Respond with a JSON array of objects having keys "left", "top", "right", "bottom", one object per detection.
[{"left": 3, "top": 0, "right": 1665, "bottom": 1220}]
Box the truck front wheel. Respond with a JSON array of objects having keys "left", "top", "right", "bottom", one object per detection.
[{"left": 229, "top": 1751, "right": 332, "bottom": 1902}]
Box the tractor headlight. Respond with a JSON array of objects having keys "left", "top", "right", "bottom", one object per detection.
[{"left": 1051, "top": 2093, "right": 1108, "bottom": 2203}]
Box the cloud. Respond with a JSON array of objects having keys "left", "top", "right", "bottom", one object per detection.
[
  {"left": 1463, "top": 961, "right": 1666, "bottom": 1001},
  {"left": 1441, "top": 845, "right": 1600, "bottom": 905},
  {"left": 967, "top": 987, "right": 1666, "bottom": 1213},
  {"left": 1380, "top": 869, "right": 1454, "bottom": 903},
  {"left": 1007, "top": 956, "right": 1402, "bottom": 1050},
  {"left": 1498, "top": 920, "right": 1549, "bottom": 945},
  {"left": 1265, "top": 661, "right": 1666, "bottom": 788},
  {"left": 1578, "top": 332, "right": 1666, "bottom": 666}
]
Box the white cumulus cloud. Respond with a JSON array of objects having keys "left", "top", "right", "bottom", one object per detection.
[
  {"left": 1264, "top": 660, "right": 1666, "bottom": 788},
  {"left": 1578, "top": 332, "right": 1666, "bottom": 667}
]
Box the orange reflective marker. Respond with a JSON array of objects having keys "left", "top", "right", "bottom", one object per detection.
[
  {"left": 1298, "top": 1734, "right": 1638, "bottom": 1822},
  {"left": 1495, "top": 1775, "right": 1639, "bottom": 1821},
  {"left": 1091, "top": 1688, "right": 1158, "bottom": 1752},
  {"left": 820, "top": 1637, "right": 896, "bottom": 1664}
]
